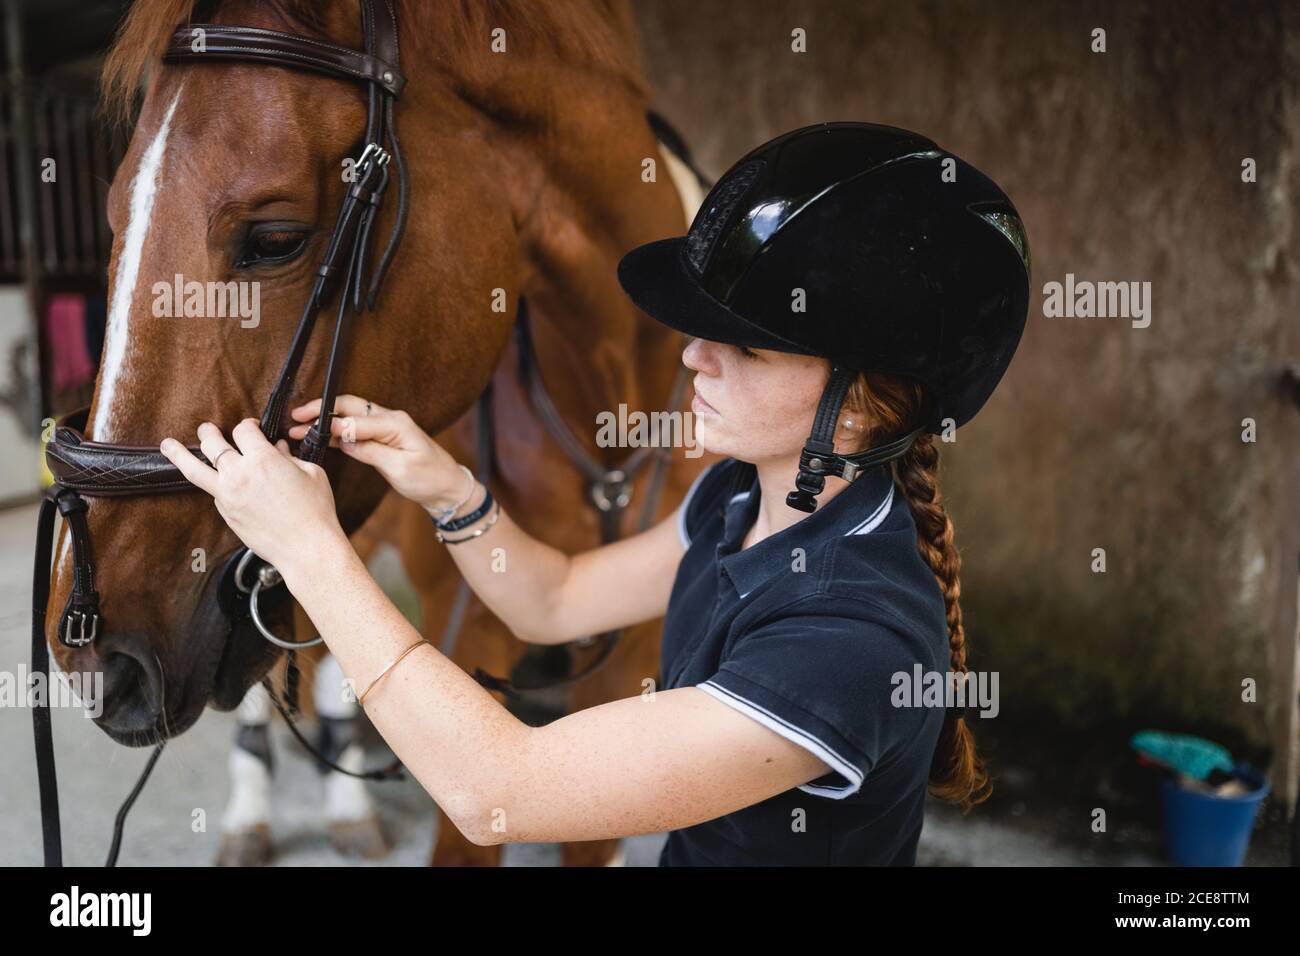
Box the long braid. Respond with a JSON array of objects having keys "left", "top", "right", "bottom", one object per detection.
[
  {"left": 892, "top": 435, "right": 991, "bottom": 812},
  {"left": 846, "top": 371, "right": 992, "bottom": 813}
]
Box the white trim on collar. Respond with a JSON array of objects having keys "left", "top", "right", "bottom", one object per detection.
[
  {"left": 677, "top": 461, "right": 719, "bottom": 549},
  {"left": 847, "top": 481, "right": 894, "bottom": 535}
]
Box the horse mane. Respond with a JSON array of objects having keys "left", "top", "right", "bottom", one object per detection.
[{"left": 101, "top": 0, "right": 648, "bottom": 125}]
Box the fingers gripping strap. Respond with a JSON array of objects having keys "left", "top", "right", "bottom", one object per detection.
[{"left": 300, "top": 238, "right": 365, "bottom": 464}]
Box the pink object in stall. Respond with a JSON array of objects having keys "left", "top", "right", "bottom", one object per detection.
[{"left": 46, "top": 293, "right": 95, "bottom": 392}]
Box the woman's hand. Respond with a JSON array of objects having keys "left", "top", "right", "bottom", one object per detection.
[
  {"left": 287, "top": 395, "right": 469, "bottom": 513},
  {"left": 159, "top": 419, "right": 348, "bottom": 576}
]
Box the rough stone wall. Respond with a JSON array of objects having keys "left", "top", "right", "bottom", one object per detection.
[{"left": 632, "top": 0, "right": 1300, "bottom": 756}]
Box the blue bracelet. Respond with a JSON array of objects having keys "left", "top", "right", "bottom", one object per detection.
[{"left": 435, "top": 487, "right": 494, "bottom": 532}]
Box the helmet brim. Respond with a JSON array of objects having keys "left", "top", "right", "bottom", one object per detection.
[{"left": 617, "top": 238, "right": 820, "bottom": 358}]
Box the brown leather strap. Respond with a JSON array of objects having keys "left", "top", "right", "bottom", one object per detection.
[
  {"left": 163, "top": 23, "right": 405, "bottom": 95},
  {"left": 44, "top": 408, "right": 208, "bottom": 497},
  {"left": 369, "top": 0, "right": 401, "bottom": 85}
]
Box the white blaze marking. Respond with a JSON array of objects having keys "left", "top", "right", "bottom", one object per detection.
[{"left": 92, "top": 88, "right": 183, "bottom": 441}]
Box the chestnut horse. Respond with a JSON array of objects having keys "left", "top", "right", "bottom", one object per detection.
[{"left": 47, "top": 0, "right": 704, "bottom": 866}]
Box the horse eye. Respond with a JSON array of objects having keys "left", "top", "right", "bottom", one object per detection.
[{"left": 239, "top": 228, "right": 307, "bottom": 267}]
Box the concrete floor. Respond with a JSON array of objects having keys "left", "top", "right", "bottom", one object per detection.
[{"left": 0, "top": 499, "right": 1174, "bottom": 867}]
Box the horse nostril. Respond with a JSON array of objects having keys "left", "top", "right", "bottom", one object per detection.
[{"left": 95, "top": 638, "right": 165, "bottom": 731}]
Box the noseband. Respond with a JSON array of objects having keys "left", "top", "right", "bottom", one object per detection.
[
  {"left": 41, "top": 0, "right": 408, "bottom": 651},
  {"left": 32, "top": 0, "right": 408, "bottom": 867}
]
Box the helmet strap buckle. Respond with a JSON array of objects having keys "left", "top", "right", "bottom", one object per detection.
[{"left": 786, "top": 366, "right": 929, "bottom": 513}]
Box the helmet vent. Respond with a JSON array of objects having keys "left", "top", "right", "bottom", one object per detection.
[
  {"left": 683, "top": 159, "right": 766, "bottom": 276},
  {"left": 975, "top": 209, "right": 1031, "bottom": 278}
]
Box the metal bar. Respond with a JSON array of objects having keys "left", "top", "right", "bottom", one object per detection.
[
  {"left": 91, "top": 103, "right": 113, "bottom": 271},
  {"left": 32, "top": 92, "right": 58, "bottom": 274},
  {"left": 52, "top": 94, "right": 77, "bottom": 274},
  {"left": 0, "top": 91, "right": 16, "bottom": 272},
  {"left": 71, "top": 99, "right": 91, "bottom": 272}
]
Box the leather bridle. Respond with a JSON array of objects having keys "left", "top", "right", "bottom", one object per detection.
[
  {"left": 32, "top": 0, "right": 407, "bottom": 867},
  {"left": 41, "top": 0, "right": 408, "bottom": 654}
]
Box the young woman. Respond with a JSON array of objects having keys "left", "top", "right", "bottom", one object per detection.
[{"left": 160, "top": 122, "right": 1031, "bottom": 865}]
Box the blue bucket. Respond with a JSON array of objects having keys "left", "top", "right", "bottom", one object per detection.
[{"left": 1160, "top": 765, "right": 1269, "bottom": 866}]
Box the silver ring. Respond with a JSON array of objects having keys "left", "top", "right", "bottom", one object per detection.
[
  {"left": 213, "top": 447, "right": 235, "bottom": 469},
  {"left": 250, "top": 575, "right": 323, "bottom": 649}
]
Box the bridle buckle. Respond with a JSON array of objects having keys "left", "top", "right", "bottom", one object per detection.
[
  {"left": 590, "top": 470, "right": 632, "bottom": 513},
  {"left": 356, "top": 141, "right": 392, "bottom": 171},
  {"left": 61, "top": 606, "right": 101, "bottom": 648}
]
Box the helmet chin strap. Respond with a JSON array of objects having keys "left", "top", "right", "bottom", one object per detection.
[{"left": 785, "top": 366, "right": 930, "bottom": 513}]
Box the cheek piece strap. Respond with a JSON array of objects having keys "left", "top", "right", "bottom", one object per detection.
[{"left": 785, "top": 365, "right": 931, "bottom": 513}]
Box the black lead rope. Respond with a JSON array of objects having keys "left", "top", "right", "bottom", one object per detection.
[
  {"left": 260, "top": 677, "right": 404, "bottom": 782},
  {"left": 31, "top": 489, "right": 62, "bottom": 867},
  {"left": 32, "top": 486, "right": 166, "bottom": 867}
]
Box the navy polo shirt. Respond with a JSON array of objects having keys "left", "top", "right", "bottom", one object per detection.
[{"left": 658, "top": 457, "right": 950, "bottom": 866}]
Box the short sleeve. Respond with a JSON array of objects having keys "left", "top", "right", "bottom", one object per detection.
[
  {"left": 696, "top": 598, "right": 930, "bottom": 799},
  {"left": 676, "top": 458, "right": 739, "bottom": 549}
]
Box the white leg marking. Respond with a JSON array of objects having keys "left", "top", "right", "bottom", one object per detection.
[
  {"left": 237, "top": 681, "right": 271, "bottom": 725},
  {"left": 223, "top": 747, "right": 272, "bottom": 831},
  {"left": 325, "top": 744, "right": 376, "bottom": 822},
  {"left": 224, "top": 684, "right": 272, "bottom": 832},
  {"left": 603, "top": 843, "right": 627, "bottom": 867},
  {"left": 314, "top": 653, "right": 356, "bottom": 719},
  {"left": 92, "top": 88, "right": 183, "bottom": 441}
]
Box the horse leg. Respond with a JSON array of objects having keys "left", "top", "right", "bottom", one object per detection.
[
  {"left": 313, "top": 652, "right": 389, "bottom": 858},
  {"left": 215, "top": 682, "right": 275, "bottom": 866}
]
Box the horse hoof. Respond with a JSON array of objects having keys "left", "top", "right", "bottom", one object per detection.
[
  {"left": 603, "top": 845, "right": 627, "bottom": 867},
  {"left": 215, "top": 824, "right": 273, "bottom": 867},
  {"left": 328, "top": 816, "right": 388, "bottom": 859},
  {"left": 431, "top": 845, "right": 500, "bottom": 867}
]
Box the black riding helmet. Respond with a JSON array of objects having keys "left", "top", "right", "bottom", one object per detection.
[{"left": 617, "top": 121, "right": 1031, "bottom": 512}]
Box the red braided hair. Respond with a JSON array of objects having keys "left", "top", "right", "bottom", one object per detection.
[{"left": 843, "top": 370, "right": 992, "bottom": 812}]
